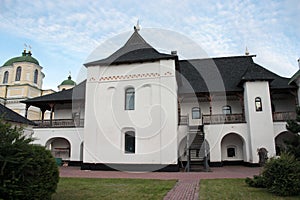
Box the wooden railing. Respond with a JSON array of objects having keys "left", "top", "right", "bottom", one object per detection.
[
  {"left": 33, "top": 119, "right": 84, "bottom": 128},
  {"left": 272, "top": 112, "right": 296, "bottom": 122},
  {"left": 203, "top": 114, "right": 245, "bottom": 124}
]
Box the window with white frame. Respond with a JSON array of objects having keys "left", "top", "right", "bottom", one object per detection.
[
  {"left": 15, "top": 66, "right": 21, "bottom": 81},
  {"left": 125, "top": 131, "right": 135, "bottom": 153},
  {"left": 192, "top": 107, "right": 201, "bottom": 119},
  {"left": 3, "top": 71, "right": 9, "bottom": 84},
  {"left": 222, "top": 105, "right": 232, "bottom": 115},
  {"left": 34, "top": 69, "right": 38, "bottom": 84},
  {"left": 227, "top": 146, "right": 236, "bottom": 157},
  {"left": 255, "top": 97, "right": 262, "bottom": 112},
  {"left": 125, "top": 87, "right": 135, "bottom": 110}
]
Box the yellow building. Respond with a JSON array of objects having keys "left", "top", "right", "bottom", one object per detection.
[{"left": 0, "top": 49, "right": 54, "bottom": 120}]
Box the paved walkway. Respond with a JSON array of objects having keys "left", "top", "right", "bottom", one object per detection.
[
  {"left": 59, "top": 166, "right": 261, "bottom": 200},
  {"left": 163, "top": 179, "right": 199, "bottom": 200}
]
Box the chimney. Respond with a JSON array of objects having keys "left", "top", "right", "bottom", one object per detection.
[{"left": 171, "top": 50, "right": 177, "bottom": 56}]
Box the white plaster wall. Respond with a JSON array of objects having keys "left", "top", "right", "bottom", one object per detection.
[
  {"left": 54, "top": 104, "right": 73, "bottom": 119},
  {"left": 273, "top": 122, "right": 288, "bottom": 137},
  {"left": 179, "top": 98, "right": 202, "bottom": 125},
  {"left": 244, "top": 81, "right": 276, "bottom": 163},
  {"left": 177, "top": 125, "right": 188, "bottom": 160},
  {"left": 32, "top": 127, "right": 84, "bottom": 161},
  {"left": 221, "top": 133, "right": 244, "bottom": 161},
  {"left": 204, "top": 123, "right": 249, "bottom": 163},
  {"left": 84, "top": 60, "right": 178, "bottom": 165}
]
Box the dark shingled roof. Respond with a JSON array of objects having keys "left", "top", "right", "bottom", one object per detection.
[
  {"left": 84, "top": 30, "right": 176, "bottom": 67},
  {"left": 289, "top": 69, "right": 300, "bottom": 85},
  {"left": 22, "top": 80, "right": 86, "bottom": 110},
  {"left": 178, "top": 56, "right": 295, "bottom": 94},
  {"left": 0, "top": 104, "right": 35, "bottom": 125}
]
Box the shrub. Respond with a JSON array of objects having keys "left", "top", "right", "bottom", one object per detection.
[
  {"left": 245, "top": 175, "right": 266, "bottom": 188},
  {"left": 0, "top": 121, "right": 59, "bottom": 199},
  {"left": 262, "top": 154, "right": 300, "bottom": 196},
  {"left": 20, "top": 145, "right": 59, "bottom": 200},
  {"left": 246, "top": 153, "right": 300, "bottom": 196}
]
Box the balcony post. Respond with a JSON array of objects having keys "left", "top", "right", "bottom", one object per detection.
[
  {"left": 49, "top": 103, "right": 55, "bottom": 127},
  {"left": 25, "top": 104, "right": 30, "bottom": 119}
]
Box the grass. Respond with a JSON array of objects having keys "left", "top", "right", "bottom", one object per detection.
[
  {"left": 52, "top": 177, "right": 176, "bottom": 200},
  {"left": 199, "top": 178, "right": 300, "bottom": 200}
]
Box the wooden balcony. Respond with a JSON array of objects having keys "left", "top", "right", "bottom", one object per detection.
[
  {"left": 33, "top": 119, "right": 84, "bottom": 128},
  {"left": 203, "top": 114, "right": 245, "bottom": 125},
  {"left": 272, "top": 112, "right": 296, "bottom": 122}
]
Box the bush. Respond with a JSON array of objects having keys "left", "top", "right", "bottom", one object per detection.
[
  {"left": 20, "top": 145, "right": 59, "bottom": 200},
  {"left": 246, "top": 153, "right": 300, "bottom": 196},
  {"left": 262, "top": 154, "right": 300, "bottom": 196},
  {"left": 245, "top": 175, "right": 266, "bottom": 188},
  {"left": 0, "top": 121, "right": 59, "bottom": 199}
]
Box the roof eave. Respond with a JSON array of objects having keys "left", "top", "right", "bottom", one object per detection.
[{"left": 84, "top": 56, "right": 176, "bottom": 67}]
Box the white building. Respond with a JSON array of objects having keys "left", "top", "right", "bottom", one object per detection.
[{"left": 22, "top": 28, "right": 299, "bottom": 171}]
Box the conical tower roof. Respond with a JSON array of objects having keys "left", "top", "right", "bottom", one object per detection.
[{"left": 85, "top": 29, "right": 176, "bottom": 67}]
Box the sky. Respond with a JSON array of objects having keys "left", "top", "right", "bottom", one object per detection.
[{"left": 0, "top": 0, "right": 299, "bottom": 90}]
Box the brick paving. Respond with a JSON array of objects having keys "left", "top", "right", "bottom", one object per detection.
[
  {"left": 59, "top": 166, "right": 261, "bottom": 200},
  {"left": 163, "top": 179, "right": 199, "bottom": 200}
]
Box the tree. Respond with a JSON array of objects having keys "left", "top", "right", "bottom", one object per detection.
[
  {"left": 286, "top": 106, "right": 300, "bottom": 160},
  {"left": 0, "top": 121, "right": 59, "bottom": 199}
]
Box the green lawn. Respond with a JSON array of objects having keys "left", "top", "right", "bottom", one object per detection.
[
  {"left": 52, "top": 178, "right": 176, "bottom": 200},
  {"left": 199, "top": 179, "right": 300, "bottom": 200}
]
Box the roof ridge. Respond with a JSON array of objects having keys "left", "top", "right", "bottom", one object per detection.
[
  {"left": 180, "top": 55, "right": 256, "bottom": 62},
  {"left": 123, "top": 31, "right": 153, "bottom": 48}
]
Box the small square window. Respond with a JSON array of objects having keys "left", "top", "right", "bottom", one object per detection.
[{"left": 227, "top": 147, "right": 236, "bottom": 157}]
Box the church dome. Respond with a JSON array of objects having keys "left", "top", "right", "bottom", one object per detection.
[
  {"left": 2, "top": 50, "right": 39, "bottom": 66},
  {"left": 60, "top": 75, "right": 76, "bottom": 86}
]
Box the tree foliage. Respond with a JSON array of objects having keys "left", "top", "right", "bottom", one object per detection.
[
  {"left": 246, "top": 153, "right": 300, "bottom": 196},
  {"left": 286, "top": 106, "right": 300, "bottom": 160},
  {"left": 0, "top": 121, "right": 59, "bottom": 199}
]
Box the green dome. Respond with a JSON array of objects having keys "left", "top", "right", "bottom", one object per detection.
[
  {"left": 2, "top": 50, "right": 39, "bottom": 66},
  {"left": 60, "top": 75, "right": 76, "bottom": 86}
]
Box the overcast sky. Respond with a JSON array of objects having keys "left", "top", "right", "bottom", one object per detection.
[{"left": 0, "top": 0, "right": 299, "bottom": 90}]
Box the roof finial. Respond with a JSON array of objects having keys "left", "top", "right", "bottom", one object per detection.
[
  {"left": 245, "top": 46, "right": 250, "bottom": 56},
  {"left": 134, "top": 19, "right": 140, "bottom": 32},
  {"left": 68, "top": 71, "right": 71, "bottom": 79}
]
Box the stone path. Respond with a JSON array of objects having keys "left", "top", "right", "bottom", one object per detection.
[{"left": 59, "top": 166, "right": 261, "bottom": 200}]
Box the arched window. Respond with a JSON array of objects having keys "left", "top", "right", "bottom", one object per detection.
[
  {"left": 15, "top": 66, "right": 21, "bottom": 81},
  {"left": 222, "top": 105, "right": 232, "bottom": 115},
  {"left": 255, "top": 97, "right": 262, "bottom": 111},
  {"left": 125, "top": 87, "right": 135, "bottom": 110},
  {"left": 125, "top": 131, "right": 135, "bottom": 153},
  {"left": 3, "top": 71, "right": 9, "bottom": 84},
  {"left": 192, "top": 107, "right": 201, "bottom": 119},
  {"left": 34, "top": 69, "right": 38, "bottom": 84}
]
